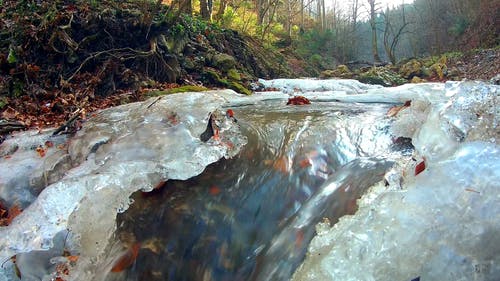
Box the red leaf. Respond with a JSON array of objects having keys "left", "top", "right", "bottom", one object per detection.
[
  {"left": 415, "top": 160, "right": 426, "bottom": 176},
  {"left": 287, "top": 96, "right": 311, "bottom": 105}
]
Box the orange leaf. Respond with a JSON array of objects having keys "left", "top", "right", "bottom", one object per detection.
[
  {"left": 299, "top": 158, "right": 312, "bottom": 168},
  {"left": 111, "top": 243, "right": 141, "bottom": 273},
  {"left": 0, "top": 204, "right": 23, "bottom": 226},
  {"left": 66, "top": 255, "right": 79, "bottom": 263},
  {"left": 273, "top": 156, "right": 290, "bottom": 174},
  {"left": 209, "top": 185, "right": 221, "bottom": 196},
  {"left": 36, "top": 146, "right": 46, "bottom": 157}
]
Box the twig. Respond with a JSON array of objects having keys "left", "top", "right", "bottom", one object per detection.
[
  {"left": 147, "top": 96, "right": 162, "bottom": 109},
  {"left": 52, "top": 109, "right": 82, "bottom": 136}
]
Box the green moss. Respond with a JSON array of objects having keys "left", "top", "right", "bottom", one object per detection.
[
  {"left": 146, "top": 85, "right": 208, "bottom": 97},
  {"left": 399, "top": 59, "right": 422, "bottom": 79},
  {"left": 228, "top": 81, "right": 252, "bottom": 95},
  {"left": 227, "top": 68, "right": 241, "bottom": 81},
  {"left": 359, "top": 67, "right": 407, "bottom": 86},
  {"left": 201, "top": 68, "right": 251, "bottom": 95},
  {"left": 0, "top": 97, "right": 7, "bottom": 109},
  {"left": 203, "top": 69, "right": 229, "bottom": 87}
]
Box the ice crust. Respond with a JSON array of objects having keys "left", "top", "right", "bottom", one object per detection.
[
  {"left": 0, "top": 79, "right": 498, "bottom": 280},
  {"left": 0, "top": 90, "right": 247, "bottom": 280},
  {"left": 292, "top": 81, "right": 499, "bottom": 280}
]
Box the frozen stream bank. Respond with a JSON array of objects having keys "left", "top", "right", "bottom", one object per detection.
[{"left": 0, "top": 79, "right": 498, "bottom": 280}]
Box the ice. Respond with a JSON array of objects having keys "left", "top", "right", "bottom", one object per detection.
[
  {"left": 1, "top": 79, "right": 498, "bottom": 280},
  {"left": 0, "top": 90, "right": 247, "bottom": 280},
  {"left": 258, "top": 78, "right": 382, "bottom": 94},
  {"left": 0, "top": 130, "right": 69, "bottom": 208},
  {"left": 292, "top": 81, "right": 500, "bottom": 281}
]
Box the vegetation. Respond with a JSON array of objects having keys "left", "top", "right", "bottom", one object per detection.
[{"left": 0, "top": 0, "right": 498, "bottom": 131}]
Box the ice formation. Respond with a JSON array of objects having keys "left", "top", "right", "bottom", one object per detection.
[
  {"left": 0, "top": 90, "right": 247, "bottom": 280},
  {"left": 0, "top": 78, "right": 498, "bottom": 281},
  {"left": 292, "top": 81, "right": 499, "bottom": 280}
]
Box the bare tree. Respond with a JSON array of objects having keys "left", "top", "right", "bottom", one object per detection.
[
  {"left": 367, "top": 0, "right": 381, "bottom": 62},
  {"left": 382, "top": 2, "right": 410, "bottom": 64}
]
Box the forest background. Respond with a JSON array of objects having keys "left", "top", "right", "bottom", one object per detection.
[{"left": 0, "top": 0, "right": 498, "bottom": 132}]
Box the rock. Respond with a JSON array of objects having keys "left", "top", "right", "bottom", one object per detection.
[
  {"left": 163, "top": 55, "right": 181, "bottom": 82},
  {"left": 358, "top": 67, "right": 407, "bottom": 86},
  {"left": 490, "top": 74, "right": 500, "bottom": 85},
  {"left": 428, "top": 62, "right": 447, "bottom": 80},
  {"left": 228, "top": 81, "right": 252, "bottom": 95},
  {"left": 227, "top": 68, "right": 241, "bottom": 81},
  {"left": 211, "top": 53, "right": 237, "bottom": 72},
  {"left": 411, "top": 76, "right": 426, "bottom": 83},
  {"left": 399, "top": 59, "right": 422, "bottom": 79},
  {"left": 320, "top": 65, "right": 353, "bottom": 79}
]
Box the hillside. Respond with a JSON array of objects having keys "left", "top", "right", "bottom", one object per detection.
[{"left": 0, "top": 0, "right": 317, "bottom": 131}]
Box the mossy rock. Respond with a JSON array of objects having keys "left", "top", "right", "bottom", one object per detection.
[
  {"left": 358, "top": 74, "right": 387, "bottom": 86},
  {"left": 212, "top": 53, "right": 237, "bottom": 72},
  {"left": 0, "top": 97, "right": 8, "bottom": 109},
  {"left": 228, "top": 81, "right": 252, "bottom": 95},
  {"left": 429, "top": 62, "right": 447, "bottom": 80},
  {"left": 145, "top": 85, "right": 208, "bottom": 97},
  {"left": 202, "top": 68, "right": 251, "bottom": 95},
  {"left": 203, "top": 68, "right": 229, "bottom": 87},
  {"left": 319, "top": 65, "right": 353, "bottom": 79},
  {"left": 399, "top": 59, "right": 422, "bottom": 79},
  {"left": 410, "top": 76, "right": 426, "bottom": 83},
  {"left": 358, "top": 67, "right": 407, "bottom": 86},
  {"left": 227, "top": 68, "right": 241, "bottom": 81},
  {"left": 319, "top": 69, "right": 336, "bottom": 78}
]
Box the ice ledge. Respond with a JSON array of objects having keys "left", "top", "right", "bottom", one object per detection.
[
  {"left": 292, "top": 81, "right": 499, "bottom": 280},
  {"left": 0, "top": 90, "right": 247, "bottom": 277}
]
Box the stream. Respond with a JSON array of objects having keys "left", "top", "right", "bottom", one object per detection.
[
  {"left": 0, "top": 79, "right": 498, "bottom": 281},
  {"left": 110, "top": 100, "right": 399, "bottom": 281}
]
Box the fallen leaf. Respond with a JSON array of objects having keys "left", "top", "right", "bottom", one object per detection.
[
  {"left": 414, "top": 160, "right": 426, "bottom": 176},
  {"left": 36, "top": 146, "right": 46, "bottom": 157},
  {"left": 209, "top": 185, "right": 221, "bottom": 196},
  {"left": 299, "top": 158, "right": 312, "bottom": 168},
  {"left": 0, "top": 204, "right": 23, "bottom": 226},
  {"left": 273, "top": 156, "right": 291, "bottom": 174},
  {"left": 45, "top": 140, "right": 54, "bottom": 148},
  {"left": 111, "top": 242, "right": 141, "bottom": 272},
  {"left": 287, "top": 96, "right": 311, "bottom": 105}
]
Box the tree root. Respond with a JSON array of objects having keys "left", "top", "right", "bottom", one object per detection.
[{"left": 65, "top": 37, "right": 176, "bottom": 84}]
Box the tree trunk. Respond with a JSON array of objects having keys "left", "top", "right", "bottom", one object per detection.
[
  {"left": 368, "top": 0, "right": 381, "bottom": 62},
  {"left": 200, "top": 0, "right": 213, "bottom": 20},
  {"left": 215, "top": 0, "right": 228, "bottom": 21},
  {"left": 175, "top": 0, "right": 192, "bottom": 14},
  {"left": 256, "top": 0, "right": 267, "bottom": 25}
]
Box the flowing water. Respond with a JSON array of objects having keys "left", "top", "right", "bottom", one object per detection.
[
  {"left": 107, "top": 100, "right": 403, "bottom": 281},
  {"left": 1, "top": 80, "right": 497, "bottom": 281}
]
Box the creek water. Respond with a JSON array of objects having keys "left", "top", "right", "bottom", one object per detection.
[
  {"left": 3, "top": 80, "right": 496, "bottom": 281},
  {"left": 107, "top": 100, "right": 401, "bottom": 281}
]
